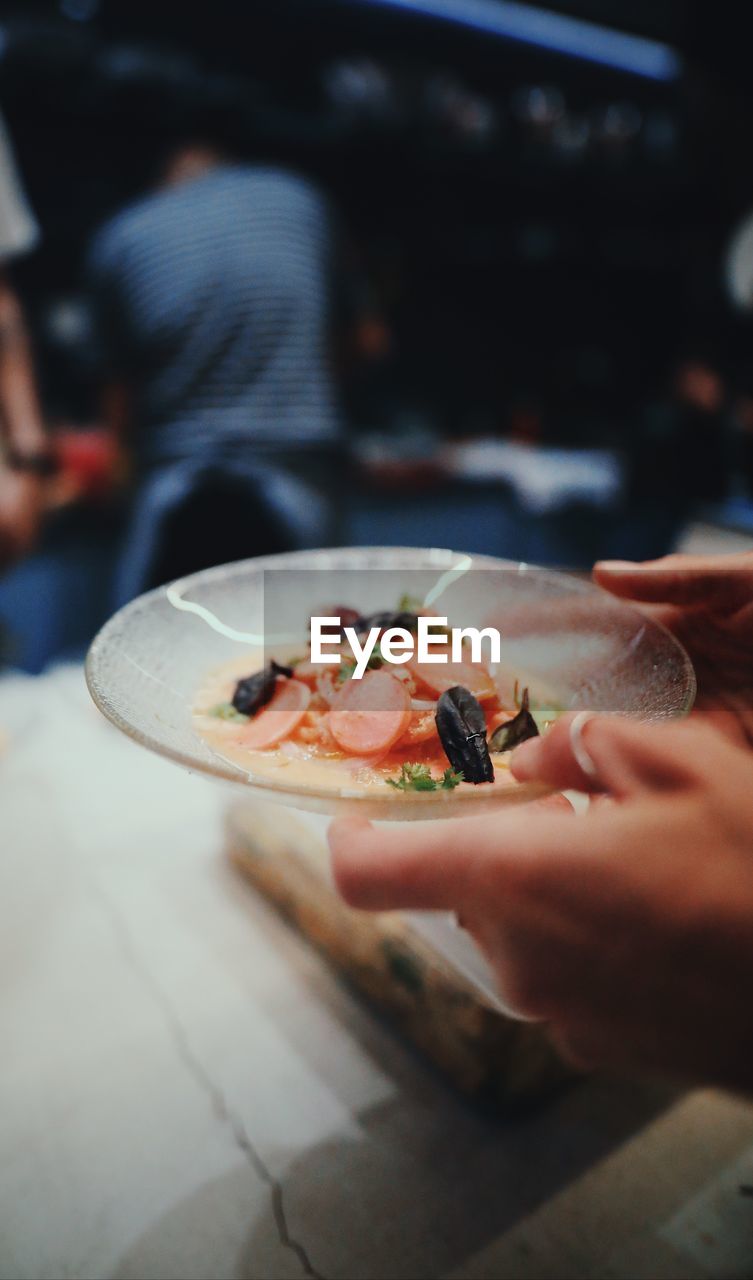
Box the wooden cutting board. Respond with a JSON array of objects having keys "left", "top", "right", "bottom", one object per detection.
[{"left": 226, "top": 800, "right": 573, "bottom": 1105}]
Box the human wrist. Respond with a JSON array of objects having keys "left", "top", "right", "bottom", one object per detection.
[{"left": 3, "top": 443, "right": 59, "bottom": 477}]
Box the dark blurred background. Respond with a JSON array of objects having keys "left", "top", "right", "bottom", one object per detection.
[{"left": 2, "top": 0, "right": 753, "bottom": 670}]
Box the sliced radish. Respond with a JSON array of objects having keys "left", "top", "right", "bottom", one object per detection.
[
  {"left": 291, "top": 660, "right": 322, "bottom": 689},
  {"left": 294, "top": 658, "right": 349, "bottom": 688},
  {"left": 407, "top": 649, "right": 496, "bottom": 700},
  {"left": 315, "top": 670, "right": 339, "bottom": 706},
  {"left": 329, "top": 669, "right": 411, "bottom": 756},
  {"left": 237, "top": 679, "right": 310, "bottom": 749},
  {"left": 341, "top": 750, "right": 391, "bottom": 772}
]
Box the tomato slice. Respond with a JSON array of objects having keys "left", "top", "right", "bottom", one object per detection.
[
  {"left": 407, "top": 649, "right": 497, "bottom": 700},
  {"left": 237, "top": 678, "right": 311, "bottom": 749},
  {"left": 329, "top": 669, "right": 412, "bottom": 755}
]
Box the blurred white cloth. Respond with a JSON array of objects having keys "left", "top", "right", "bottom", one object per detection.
[
  {"left": 445, "top": 438, "right": 623, "bottom": 515},
  {"left": 0, "top": 111, "right": 38, "bottom": 262}
]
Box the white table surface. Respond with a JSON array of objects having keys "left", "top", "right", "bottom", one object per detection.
[{"left": 1, "top": 666, "right": 752, "bottom": 1280}]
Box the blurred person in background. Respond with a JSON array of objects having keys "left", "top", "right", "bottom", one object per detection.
[
  {"left": 87, "top": 69, "right": 362, "bottom": 603},
  {"left": 0, "top": 112, "right": 51, "bottom": 568}
]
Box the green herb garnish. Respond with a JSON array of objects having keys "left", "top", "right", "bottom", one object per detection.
[
  {"left": 208, "top": 701, "right": 250, "bottom": 724},
  {"left": 386, "top": 763, "right": 437, "bottom": 791},
  {"left": 386, "top": 763, "right": 464, "bottom": 792},
  {"left": 397, "top": 593, "right": 423, "bottom": 614},
  {"left": 336, "top": 659, "right": 357, "bottom": 684}
]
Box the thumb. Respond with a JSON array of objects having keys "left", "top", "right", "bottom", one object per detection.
[
  {"left": 594, "top": 553, "right": 753, "bottom": 612},
  {"left": 511, "top": 712, "right": 707, "bottom": 797}
]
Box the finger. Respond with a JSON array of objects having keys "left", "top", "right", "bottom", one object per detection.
[
  {"left": 691, "top": 707, "right": 751, "bottom": 748},
  {"left": 328, "top": 807, "right": 580, "bottom": 913},
  {"left": 510, "top": 713, "right": 710, "bottom": 797},
  {"left": 531, "top": 791, "right": 575, "bottom": 813},
  {"left": 329, "top": 814, "right": 479, "bottom": 911},
  {"left": 594, "top": 553, "right": 753, "bottom": 611}
]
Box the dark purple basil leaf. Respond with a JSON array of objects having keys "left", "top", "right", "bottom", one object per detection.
[
  {"left": 270, "top": 659, "right": 294, "bottom": 679},
  {"left": 435, "top": 686, "right": 494, "bottom": 784},
  {"left": 232, "top": 660, "right": 291, "bottom": 717},
  {"left": 488, "top": 688, "right": 540, "bottom": 752}
]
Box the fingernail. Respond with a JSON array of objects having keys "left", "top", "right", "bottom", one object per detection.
[
  {"left": 594, "top": 560, "right": 635, "bottom": 571},
  {"left": 510, "top": 736, "right": 544, "bottom": 779}
]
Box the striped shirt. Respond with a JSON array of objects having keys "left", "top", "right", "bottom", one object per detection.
[{"left": 87, "top": 165, "right": 341, "bottom": 470}]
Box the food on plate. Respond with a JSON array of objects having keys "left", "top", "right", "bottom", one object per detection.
[{"left": 193, "top": 600, "right": 556, "bottom": 796}]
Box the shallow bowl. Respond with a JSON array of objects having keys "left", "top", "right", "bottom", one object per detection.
[{"left": 86, "top": 546, "right": 695, "bottom": 820}]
